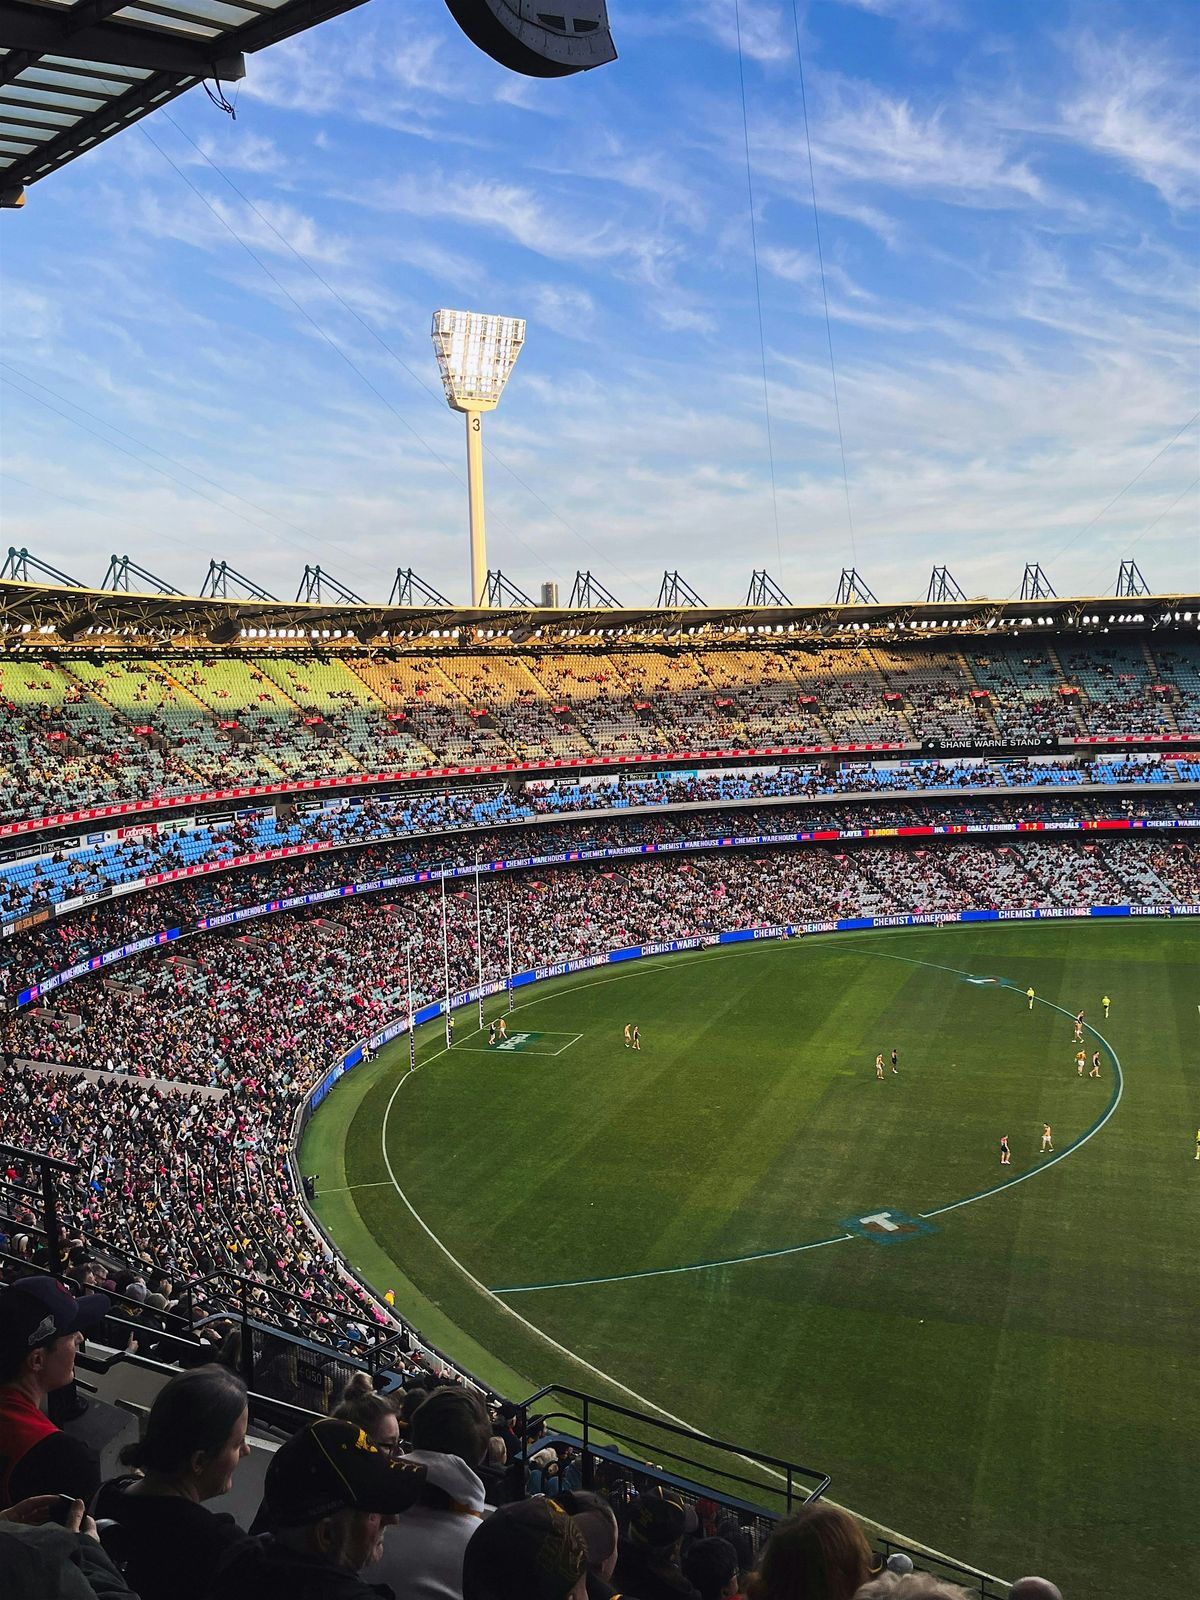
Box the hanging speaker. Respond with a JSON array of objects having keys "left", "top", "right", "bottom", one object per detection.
[{"left": 444, "top": 0, "right": 616, "bottom": 77}]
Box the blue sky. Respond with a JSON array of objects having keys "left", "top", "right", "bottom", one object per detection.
[{"left": 1, "top": 0, "right": 1197, "bottom": 607}]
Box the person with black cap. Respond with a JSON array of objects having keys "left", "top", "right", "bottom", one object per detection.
[
  {"left": 553, "top": 1489, "right": 621, "bottom": 1600},
  {"left": 613, "top": 1486, "right": 702, "bottom": 1600},
  {"left": 203, "top": 1416, "right": 427, "bottom": 1600},
  {"left": 462, "top": 1495, "right": 590, "bottom": 1600},
  {"left": 0, "top": 1276, "right": 110, "bottom": 1505}
]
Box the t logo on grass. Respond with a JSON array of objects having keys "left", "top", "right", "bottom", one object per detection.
[{"left": 839, "top": 1209, "right": 937, "bottom": 1245}]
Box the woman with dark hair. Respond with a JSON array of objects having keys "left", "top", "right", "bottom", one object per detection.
[
  {"left": 745, "top": 1504, "right": 873, "bottom": 1600},
  {"left": 93, "top": 1364, "right": 252, "bottom": 1600}
]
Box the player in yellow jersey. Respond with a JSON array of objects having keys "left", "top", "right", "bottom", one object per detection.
[
  {"left": 875, "top": 1053, "right": 885, "bottom": 1080},
  {"left": 623, "top": 1024, "right": 632, "bottom": 1049},
  {"left": 1026, "top": 986, "right": 1035, "bottom": 1011},
  {"left": 496, "top": 1016, "right": 507, "bottom": 1041},
  {"left": 1041, "top": 1123, "right": 1054, "bottom": 1153},
  {"left": 1102, "top": 994, "right": 1111, "bottom": 1017},
  {"left": 1075, "top": 1049, "right": 1087, "bottom": 1077}
]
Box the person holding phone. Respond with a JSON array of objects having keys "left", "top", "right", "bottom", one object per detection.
[{"left": 0, "top": 1492, "right": 140, "bottom": 1598}]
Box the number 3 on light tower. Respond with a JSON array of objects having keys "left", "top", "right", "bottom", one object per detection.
[{"left": 471, "top": 416, "right": 481, "bottom": 432}]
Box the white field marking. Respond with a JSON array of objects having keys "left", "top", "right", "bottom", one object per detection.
[
  {"left": 494, "top": 1231, "right": 855, "bottom": 1294},
  {"left": 547, "top": 1032, "right": 584, "bottom": 1057},
  {"left": 451, "top": 1030, "right": 584, "bottom": 1058},
  {"left": 377, "top": 1036, "right": 1008, "bottom": 1583},
  {"left": 920, "top": 999, "right": 1123, "bottom": 1221},
  {"left": 315, "top": 1181, "right": 393, "bottom": 1195}
]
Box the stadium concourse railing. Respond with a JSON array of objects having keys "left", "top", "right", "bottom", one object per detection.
[{"left": 8, "top": 810, "right": 1200, "bottom": 1008}]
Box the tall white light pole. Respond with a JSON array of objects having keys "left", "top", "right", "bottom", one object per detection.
[{"left": 431, "top": 309, "right": 526, "bottom": 607}]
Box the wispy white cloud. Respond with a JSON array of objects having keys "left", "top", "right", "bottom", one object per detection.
[
  {"left": 831, "top": 0, "right": 963, "bottom": 26},
  {"left": 4, "top": 0, "right": 1198, "bottom": 607},
  {"left": 1058, "top": 29, "right": 1200, "bottom": 208},
  {"left": 809, "top": 81, "right": 1048, "bottom": 207},
  {"left": 130, "top": 189, "right": 351, "bottom": 267},
  {"left": 358, "top": 173, "right": 686, "bottom": 290},
  {"left": 526, "top": 283, "right": 599, "bottom": 339},
  {"left": 695, "top": 0, "right": 793, "bottom": 65}
]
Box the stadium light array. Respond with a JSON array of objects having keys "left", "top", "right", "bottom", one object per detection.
[{"left": 431, "top": 309, "right": 526, "bottom": 609}]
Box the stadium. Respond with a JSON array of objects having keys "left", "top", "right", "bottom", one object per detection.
[{"left": 1, "top": 5, "right": 1197, "bottom": 1600}]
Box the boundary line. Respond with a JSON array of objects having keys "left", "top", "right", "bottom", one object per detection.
[
  {"left": 376, "top": 1016, "right": 1009, "bottom": 1584},
  {"left": 486, "top": 959, "right": 1123, "bottom": 1293},
  {"left": 351, "top": 925, "right": 1142, "bottom": 1588}
]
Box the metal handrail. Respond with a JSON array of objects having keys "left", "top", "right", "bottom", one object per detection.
[{"left": 513, "top": 1384, "right": 831, "bottom": 1516}]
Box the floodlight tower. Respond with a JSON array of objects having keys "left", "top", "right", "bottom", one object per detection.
[{"left": 431, "top": 309, "right": 526, "bottom": 607}]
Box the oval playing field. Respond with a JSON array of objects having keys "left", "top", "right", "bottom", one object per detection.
[{"left": 303, "top": 921, "right": 1200, "bottom": 1599}]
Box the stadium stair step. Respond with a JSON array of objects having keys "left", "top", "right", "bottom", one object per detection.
[
  {"left": 955, "top": 651, "right": 1002, "bottom": 736},
  {"left": 1140, "top": 638, "right": 1180, "bottom": 733},
  {"left": 340, "top": 659, "right": 445, "bottom": 765},
  {"left": 1043, "top": 643, "right": 1090, "bottom": 736},
  {"left": 59, "top": 662, "right": 209, "bottom": 784}
]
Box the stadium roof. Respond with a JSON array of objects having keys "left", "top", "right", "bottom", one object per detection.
[
  {"left": 0, "top": 576, "right": 1197, "bottom": 649},
  {"left": 0, "top": 0, "right": 369, "bottom": 205}
]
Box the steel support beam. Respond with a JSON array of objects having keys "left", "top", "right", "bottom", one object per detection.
[{"left": 0, "top": 2, "right": 246, "bottom": 78}]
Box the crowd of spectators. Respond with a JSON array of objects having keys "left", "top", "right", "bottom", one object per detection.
[
  {"left": 2, "top": 635, "right": 1198, "bottom": 824},
  {"left": 0, "top": 650, "right": 1168, "bottom": 1600},
  {"left": 2, "top": 787, "right": 1196, "bottom": 999},
  {"left": 0, "top": 1298, "right": 1066, "bottom": 1600},
  {"left": 1, "top": 837, "right": 1198, "bottom": 1368},
  {"left": 2, "top": 754, "right": 1194, "bottom": 925}
]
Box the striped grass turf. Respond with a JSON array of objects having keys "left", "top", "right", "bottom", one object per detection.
[{"left": 303, "top": 921, "right": 1200, "bottom": 1599}]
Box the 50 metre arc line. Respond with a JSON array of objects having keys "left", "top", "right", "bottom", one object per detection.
[{"left": 377, "top": 948, "right": 1122, "bottom": 1297}]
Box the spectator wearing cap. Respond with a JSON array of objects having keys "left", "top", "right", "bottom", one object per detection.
[
  {"left": 746, "top": 1504, "right": 873, "bottom": 1600},
  {"left": 462, "top": 1495, "right": 589, "bottom": 1600},
  {"left": 0, "top": 1276, "right": 109, "bottom": 1505},
  {"left": 683, "top": 1536, "right": 741, "bottom": 1600},
  {"left": 613, "top": 1487, "right": 701, "bottom": 1600},
  {"left": 204, "top": 1417, "right": 426, "bottom": 1600},
  {"left": 370, "top": 1384, "right": 493, "bottom": 1600},
  {"left": 713, "top": 1517, "right": 755, "bottom": 1577},
  {"left": 553, "top": 1489, "right": 620, "bottom": 1600},
  {"left": 92, "top": 1365, "right": 252, "bottom": 1600}
]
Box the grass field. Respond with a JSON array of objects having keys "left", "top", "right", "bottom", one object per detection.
[{"left": 302, "top": 921, "right": 1200, "bottom": 1598}]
